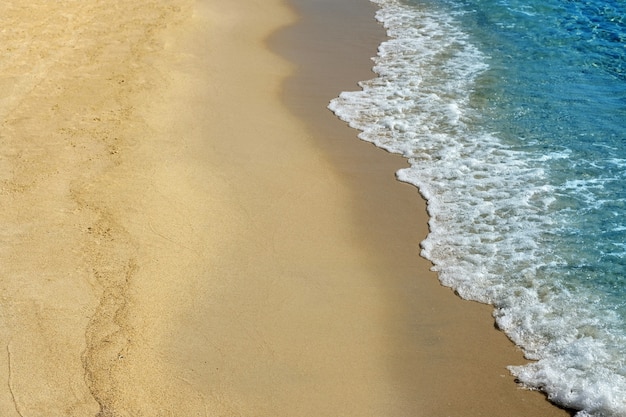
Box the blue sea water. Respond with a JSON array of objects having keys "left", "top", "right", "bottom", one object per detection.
[{"left": 329, "top": 0, "right": 626, "bottom": 415}]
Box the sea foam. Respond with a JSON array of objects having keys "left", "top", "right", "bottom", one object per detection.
[{"left": 329, "top": 0, "right": 626, "bottom": 415}]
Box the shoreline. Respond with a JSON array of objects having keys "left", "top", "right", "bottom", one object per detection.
[{"left": 272, "top": 0, "right": 574, "bottom": 415}]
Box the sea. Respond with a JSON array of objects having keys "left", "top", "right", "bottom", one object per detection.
[{"left": 329, "top": 0, "right": 626, "bottom": 415}]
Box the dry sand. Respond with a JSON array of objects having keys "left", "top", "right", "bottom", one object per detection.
[{"left": 0, "top": 0, "right": 571, "bottom": 416}]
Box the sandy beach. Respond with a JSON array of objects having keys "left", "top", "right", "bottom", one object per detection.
[{"left": 0, "top": 0, "right": 571, "bottom": 415}]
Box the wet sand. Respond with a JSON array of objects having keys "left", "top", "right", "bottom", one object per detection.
[{"left": 0, "top": 0, "right": 570, "bottom": 415}]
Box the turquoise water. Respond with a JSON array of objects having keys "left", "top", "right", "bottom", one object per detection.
[{"left": 329, "top": 0, "right": 626, "bottom": 415}]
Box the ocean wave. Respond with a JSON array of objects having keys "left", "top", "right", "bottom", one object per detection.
[{"left": 329, "top": 0, "right": 626, "bottom": 415}]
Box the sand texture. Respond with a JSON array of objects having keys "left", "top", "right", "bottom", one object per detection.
[{"left": 0, "top": 0, "right": 570, "bottom": 416}]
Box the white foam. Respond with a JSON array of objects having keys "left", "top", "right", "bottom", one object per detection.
[{"left": 329, "top": 0, "right": 626, "bottom": 415}]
